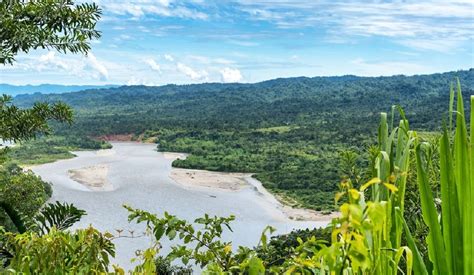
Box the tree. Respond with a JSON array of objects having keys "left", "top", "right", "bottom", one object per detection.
[
  {"left": 0, "top": 0, "right": 102, "bottom": 64},
  {"left": 0, "top": 0, "right": 101, "bottom": 232}
]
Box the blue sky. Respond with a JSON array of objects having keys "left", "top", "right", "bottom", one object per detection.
[{"left": 1, "top": 0, "right": 473, "bottom": 85}]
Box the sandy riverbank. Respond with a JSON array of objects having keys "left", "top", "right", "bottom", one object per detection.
[
  {"left": 279, "top": 205, "right": 339, "bottom": 221},
  {"left": 164, "top": 151, "right": 336, "bottom": 222},
  {"left": 163, "top": 152, "right": 188, "bottom": 160},
  {"left": 170, "top": 168, "right": 251, "bottom": 191},
  {"left": 169, "top": 167, "right": 336, "bottom": 221},
  {"left": 68, "top": 164, "right": 113, "bottom": 191}
]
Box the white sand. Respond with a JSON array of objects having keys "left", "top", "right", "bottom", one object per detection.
[
  {"left": 163, "top": 152, "right": 188, "bottom": 160},
  {"left": 245, "top": 177, "right": 337, "bottom": 221},
  {"left": 168, "top": 166, "right": 335, "bottom": 221},
  {"left": 170, "top": 168, "right": 250, "bottom": 191},
  {"left": 280, "top": 206, "right": 339, "bottom": 221},
  {"left": 68, "top": 164, "right": 113, "bottom": 191}
]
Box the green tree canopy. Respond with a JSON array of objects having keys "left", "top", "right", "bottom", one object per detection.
[
  {"left": 0, "top": 0, "right": 101, "bottom": 65},
  {"left": 0, "top": 94, "right": 73, "bottom": 142}
]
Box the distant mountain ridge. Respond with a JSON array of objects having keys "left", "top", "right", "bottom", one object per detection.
[
  {"left": 4, "top": 69, "right": 473, "bottom": 97},
  {"left": 13, "top": 69, "right": 474, "bottom": 135},
  {"left": 0, "top": 84, "right": 119, "bottom": 96}
]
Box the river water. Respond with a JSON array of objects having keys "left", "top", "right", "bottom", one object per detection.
[{"left": 31, "top": 142, "right": 327, "bottom": 270}]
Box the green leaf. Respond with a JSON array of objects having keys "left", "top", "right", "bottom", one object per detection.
[
  {"left": 396, "top": 207, "right": 428, "bottom": 275},
  {"left": 247, "top": 256, "right": 265, "bottom": 275},
  {"left": 168, "top": 229, "right": 177, "bottom": 240},
  {"left": 154, "top": 226, "right": 165, "bottom": 240},
  {"left": 415, "top": 144, "right": 448, "bottom": 274},
  {"left": 467, "top": 93, "right": 474, "bottom": 275},
  {"left": 439, "top": 128, "right": 463, "bottom": 274},
  {"left": 453, "top": 79, "right": 472, "bottom": 275}
]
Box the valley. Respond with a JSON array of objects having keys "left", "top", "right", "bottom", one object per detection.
[
  {"left": 29, "top": 142, "right": 328, "bottom": 269},
  {"left": 12, "top": 69, "right": 474, "bottom": 210}
]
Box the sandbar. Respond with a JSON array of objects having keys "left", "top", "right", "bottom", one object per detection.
[
  {"left": 170, "top": 168, "right": 250, "bottom": 191},
  {"left": 68, "top": 164, "right": 113, "bottom": 191}
]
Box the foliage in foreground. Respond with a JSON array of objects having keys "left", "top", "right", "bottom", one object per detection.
[
  {"left": 0, "top": 0, "right": 101, "bottom": 64},
  {"left": 0, "top": 164, "right": 52, "bottom": 232},
  {"left": 1, "top": 92, "right": 74, "bottom": 232},
  {"left": 1, "top": 226, "right": 115, "bottom": 274},
  {"left": 404, "top": 81, "right": 473, "bottom": 274}
]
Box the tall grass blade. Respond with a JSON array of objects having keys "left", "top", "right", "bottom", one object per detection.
[
  {"left": 394, "top": 120, "right": 412, "bottom": 213},
  {"left": 375, "top": 151, "right": 390, "bottom": 201},
  {"left": 396, "top": 207, "right": 428, "bottom": 275},
  {"left": 449, "top": 83, "right": 454, "bottom": 133},
  {"left": 454, "top": 78, "right": 469, "bottom": 207},
  {"left": 379, "top": 112, "right": 389, "bottom": 153},
  {"left": 453, "top": 79, "right": 472, "bottom": 275},
  {"left": 466, "top": 94, "right": 474, "bottom": 275},
  {"left": 415, "top": 144, "right": 448, "bottom": 275},
  {"left": 374, "top": 112, "right": 389, "bottom": 201},
  {"left": 439, "top": 128, "right": 463, "bottom": 274}
]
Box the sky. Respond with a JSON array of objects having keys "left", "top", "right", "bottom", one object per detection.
[{"left": 1, "top": 0, "right": 473, "bottom": 85}]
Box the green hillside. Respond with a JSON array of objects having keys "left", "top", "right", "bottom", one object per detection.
[{"left": 13, "top": 69, "right": 474, "bottom": 210}]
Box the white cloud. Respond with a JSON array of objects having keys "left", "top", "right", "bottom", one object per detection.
[
  {"left": 228, "top": 40, "right": 260, "bottom": 47},
  {"left": 7, "top": 51, "right": 109, "bottom": 81},
  {"left": 99, "top": 0, "right": 208, "bottom": 20},
  {"left": 86, "top": 53, "right": 109, "bottom": 81},
  {"left": 397, "top": 38, "right": 468, "bottom": 53},
  {"left": 236, "top": 0, "right": 474, "bottom": 52},
  {"left": 126, "top": 76, "right": 157, "bottom": 86},
  {"left": 38, "top": 52, "right": 69, "bottom": 71},
  {"left": 145, "top": 58, "right": 161, "bottom": 72},
  {"left": 214, "top": 58, "right": 234, "bottom": 65},
  {"left": 350, "top": 58, "right": 431, "bottom": 76},
  {"left": 176, "top": 62, "right": 208, "bottom": 81},
  {"left": 188, "top": 55, "right": 209, "bottom": 63},
  {"left": 220, "top": 67, "right": 242, "bottom": 83},
  {"left": 118, "top": 34, "right": 132, "bottom": 40},
  {"left": 138, "top": 26, "right": 151, "bottom": 33},
  {"left": 164, "top": 54, "right": 174, "bottom": 62}
]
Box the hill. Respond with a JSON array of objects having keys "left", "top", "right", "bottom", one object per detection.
[{"left": 11, "top": 69, "right": 474, "bottom": 210}]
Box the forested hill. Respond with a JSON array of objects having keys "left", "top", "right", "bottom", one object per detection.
[
  {"left": 11, "top": 69, "right": 474, "bottom": 210},
  {"left": 14, "top": 69, "right": 473, "bottom": 136}
]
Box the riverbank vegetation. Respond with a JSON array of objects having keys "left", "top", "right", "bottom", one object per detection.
[{"left": 7, "top": 135, "right": 112, "bottom": 165}]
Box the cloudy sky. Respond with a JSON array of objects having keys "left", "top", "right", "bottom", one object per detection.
[{"left": 1, "top": 0, "right": 473, "bottom": 85}]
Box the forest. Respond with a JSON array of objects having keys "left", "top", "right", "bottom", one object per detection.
[{"left": 12, "top": 69, "right": 474, "bottom": 209}]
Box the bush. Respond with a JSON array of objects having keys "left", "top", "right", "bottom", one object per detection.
[
  {"left": 155, "top": 256, "right": 192, "bottom": 275},
  {"left": 1, "top": 227, "right": 115, "bottom": 274},
  {"left": 0, "top": 164, "right": 51, "bottom": 231},
  {"left": 256, "top": 227, "right": 332, "bottom": 266}
]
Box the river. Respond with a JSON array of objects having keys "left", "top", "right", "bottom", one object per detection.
[{"left": 31, "top": 142, "right": 328, "bottom": 270}]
